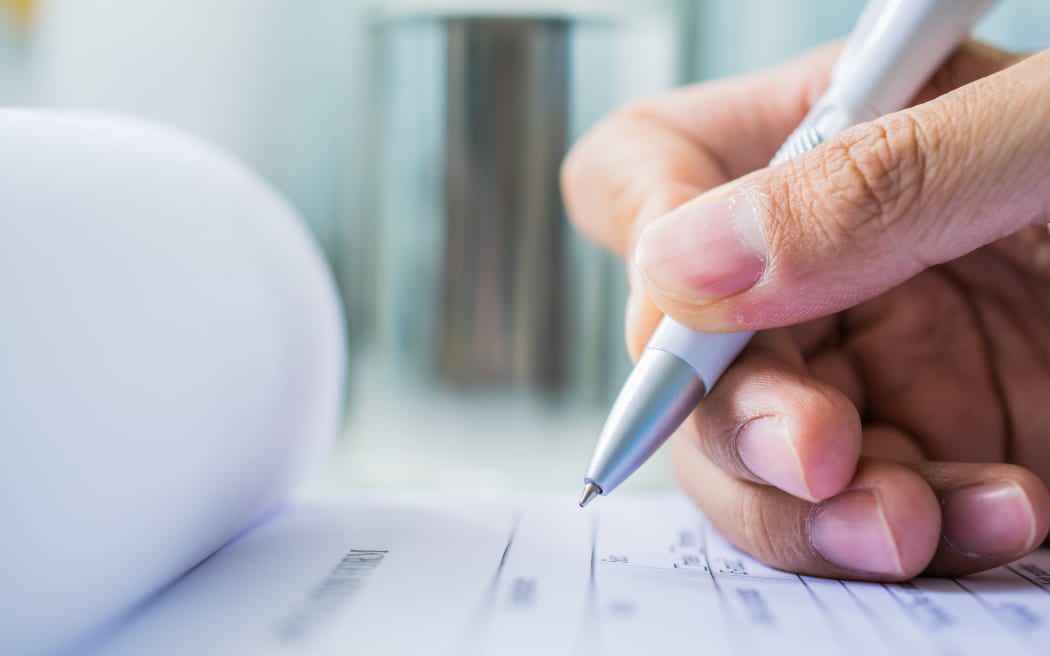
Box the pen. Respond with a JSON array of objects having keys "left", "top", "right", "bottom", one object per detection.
[{"left": 579, "top": 0, "right": 998, "bottom": 507}]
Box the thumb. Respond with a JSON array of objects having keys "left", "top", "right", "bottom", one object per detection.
[{"left": 634, "top": 49, "right": 1050, "bottom": 332}]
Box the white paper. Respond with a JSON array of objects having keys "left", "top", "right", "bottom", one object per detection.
[
  {"left": 80, "top": 494, "right": 1050, "bottom": 656},
  {"left": 0, "top": 109, "right": 345, "bottom": 656}
]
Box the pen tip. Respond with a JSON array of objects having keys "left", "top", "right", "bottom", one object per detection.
[{"left": 578, "top": 482, "right": 601, "bottom": 508}]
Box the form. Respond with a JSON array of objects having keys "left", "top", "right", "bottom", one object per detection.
[{"left": 82, "top": 494, "right": 1050, "bottom": 656}]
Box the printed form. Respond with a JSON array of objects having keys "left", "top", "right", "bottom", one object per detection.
[{"left": 85, "top": 494, "right": 1050, "bottom": 656}]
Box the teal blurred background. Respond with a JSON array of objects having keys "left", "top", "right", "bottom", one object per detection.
[{"left": 3, "top": 0, "right": 1047, "bottom": 493}]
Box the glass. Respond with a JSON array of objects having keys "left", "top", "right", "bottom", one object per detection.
[{"left": 336, "top": 3, "right": 683, "bottom": 492}]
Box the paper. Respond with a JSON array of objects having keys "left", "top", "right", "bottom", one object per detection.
[
  {"left": 80, "top": 494, "right": 1050, "bottom": 656},
  {"left": 0, "top": 109, "right": 345, "bottom": 656}
]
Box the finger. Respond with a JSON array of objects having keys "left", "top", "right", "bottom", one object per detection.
[
  {"left": 674, "top": 441, "right": 941, "bottom": 580},
  {"left": 687, "top": 330, "right": 862, "bottom": 502},
  {"left": 623, "top": 187, "right": 699, "bottom": 361},
  {"left": 634, "top": 47, "right": 1046, "bottom": 332},
  {"left": 912, "top": 461, "right": 1050, "bottom": 576},
  {"left": 803, "top": 346, "right": 865, "bottom": 412},
  {"left": 624, "top": 265, "right": 664, "bottom": 361},
  {"left": 784, "top": 315, "right": 839, "bottom": 355},
  {"left": 582, "top": 43, "right": 840, "bottom": 361},
  {"left": 840, "top": 270, "right": 1007, "bottom": 465},
  {"left": 859, "top": 424, "right": 925, "bottom": 463},
  {"left": 561, "top": 43, "right": 840, "bottom": 257}
]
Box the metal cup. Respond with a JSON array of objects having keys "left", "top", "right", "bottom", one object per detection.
[{"left": 355, "top": 13, "right": 630, "bottom": 403}]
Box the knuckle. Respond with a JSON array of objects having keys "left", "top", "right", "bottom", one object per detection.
[
  {"left": 560, "top": 112, "right": 694, "bottom": 256},
  {"left": 559, "top": 120, "right": 628, "bottom": 248},
  {"left": 772, "top": 114, "right": 931, "bottom": 259},
  {"left": 559, "top": 132, "right": 602, "bottom": 232},
  {"left": 839, "top": 116, "right": 928, "bottom": 235}
]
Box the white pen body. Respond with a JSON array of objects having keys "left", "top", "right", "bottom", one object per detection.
[{"left": 649, "top": 320, "right": 754, "bottom": 391}]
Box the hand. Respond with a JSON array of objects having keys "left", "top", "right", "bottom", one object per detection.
[{"left": 561, "top": 41, "right": 1050, "bottom": 580}]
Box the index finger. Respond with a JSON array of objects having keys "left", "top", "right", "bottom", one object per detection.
[
  {"left": 560, "top": 43, "right": 840, "bottom": 257},
  {"left": 560, "top": 39, "right": 1018, "bottom": 260}
]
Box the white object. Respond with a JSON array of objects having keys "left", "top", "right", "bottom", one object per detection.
[
  {"left": 82, "top": 493, "right": 1050, "bottom": 655},
  {"left": 0, "top": 110, "right": 345, "bottom": 655}
]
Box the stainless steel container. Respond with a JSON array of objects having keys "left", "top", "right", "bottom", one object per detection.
[
  {"left": 354, "top": 13, "right": 631, "bottom": 403},
  {"left": 337, "top": 8, "right": 682, "bottom": 492}
]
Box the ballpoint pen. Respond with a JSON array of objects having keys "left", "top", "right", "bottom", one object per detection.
[{"left": 579, "top": 0, "right": 998, "bottom": 507}]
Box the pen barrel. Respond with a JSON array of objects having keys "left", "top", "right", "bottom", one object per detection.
[{"left": 810, "top": 0, "right": 998, "bottom": 138}]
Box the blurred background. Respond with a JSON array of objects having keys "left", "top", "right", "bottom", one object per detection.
[{"left": 3, "top": 0, "right": 1047, "bottom": 495}]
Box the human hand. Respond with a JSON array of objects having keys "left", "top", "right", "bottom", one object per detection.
[{"left": 562, "top": 41, "right": 1050, "bottom": 580}]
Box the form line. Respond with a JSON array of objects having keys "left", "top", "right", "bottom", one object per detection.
[{"left": 1006, "top": 564, "right": 1050, "bottom": 595}]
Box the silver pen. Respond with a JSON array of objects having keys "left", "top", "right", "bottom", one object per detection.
[{"left": 580, "top": 0, "right": 997, "bottom": 507}]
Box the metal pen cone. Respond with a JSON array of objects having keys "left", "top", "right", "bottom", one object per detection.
[
  {"left": 582, "top": 350, "right": 706, "bottom": 496},
  {"left": 578, "top": 482, "right": 601, "bottom": 507}
]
